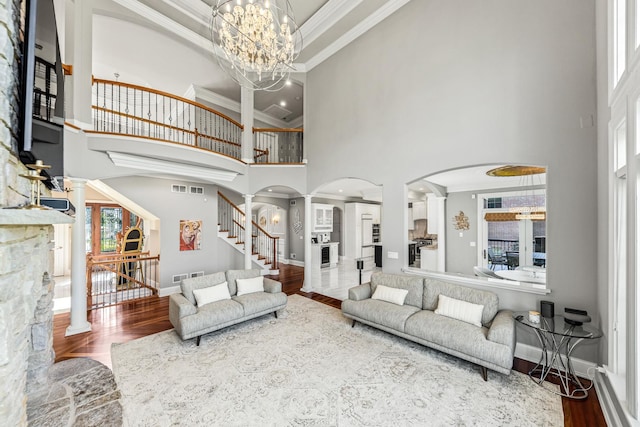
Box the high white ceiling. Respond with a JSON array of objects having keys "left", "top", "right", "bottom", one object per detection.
[{"left": 90, "top": 0, "right": 411, "bottom": 126}]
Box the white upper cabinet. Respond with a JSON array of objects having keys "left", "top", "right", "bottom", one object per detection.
[
  {"left": 412, "top": 201, "right": 427, "bottom": 220},
  {"left": 312, "top": 204, "right": 334, "bottom": 232}
]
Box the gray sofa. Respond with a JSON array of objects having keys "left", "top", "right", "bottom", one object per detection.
[
  {"left": 169, "top": 269, "right": 287, "bottom": 345},
  {"left": 341, "top": 272, "right": 515, "bottom": 379}
]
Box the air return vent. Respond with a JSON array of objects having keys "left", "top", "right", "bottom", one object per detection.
[
  {"left": 263, "top": 104, "right": 292, "bottom": 120},
  {"left": 172, "top": 184, "right": 187, "bottom": 193},
  {"left": 172, "top": 273, "right": 188, "bottom": 283},
  {"left": 190, "top": 271, "right": 204, "bottom": 278},
  {"left": 190, "top": 186, "right": 204, "bottom": 195}
]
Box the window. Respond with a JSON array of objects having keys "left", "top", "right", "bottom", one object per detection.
[
  {"left": 485, "top": 197, "right": 502, "bottom": 209},
  {"left": 614, "top": 0, "right": 627, "bottom": 85},
  {"left": 481, "top": 191, "right": 546, "bottom": 272}
]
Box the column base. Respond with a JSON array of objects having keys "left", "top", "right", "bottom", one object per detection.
[
  {"left": 300, "top": 284, "right": 314, "bottom": 293},
  {"left": 65, "top": 321, "right": 92, "bottom": 336}
]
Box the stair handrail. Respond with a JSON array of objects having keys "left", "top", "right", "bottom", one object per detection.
[
  {"left": 218, "top": 191, "right": 279, "bottom": 269},
  {"left": 90, "top": 78, "right": 244, "bottom": 161}
]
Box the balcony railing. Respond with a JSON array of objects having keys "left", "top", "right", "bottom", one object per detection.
[
  {"left": 89, "top": 79, "right": 305, "bottom": 164},
  {"left": 253, "top": 127, "right": 303, "bottom": 164},
  {"left": 91, "top": 79, "right": 244, "bottom": 160},
  {"left": 86, "top": 252, "right": 160, "bottom": 309}
]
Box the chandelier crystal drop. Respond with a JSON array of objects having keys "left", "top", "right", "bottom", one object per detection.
[{"left": 211, "top": 0, "right": 302, "bottom": 91}]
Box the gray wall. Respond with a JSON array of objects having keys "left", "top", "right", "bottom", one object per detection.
[
  {"left": 104, "top": 176, "right": 243, "bottom": 288},
  {"left": 445, "top": 191, "right": 478, "bottom": 275},
  {"left": 305, "top": 0, "right": 599, "bottom": 360}
]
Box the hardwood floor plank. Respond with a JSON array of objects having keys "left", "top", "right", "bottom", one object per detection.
[{"left": 53, "top": 264, "right": 604, "bottom": 425}]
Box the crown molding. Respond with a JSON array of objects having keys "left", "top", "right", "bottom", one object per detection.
[
  {"left": 159, "top": 0, "right": 210, "bottom": 28},
  {"left": 299, "top": 0, "right": 363, "bottom": 48},
  {"left": 166, "top": 0, "right": 211, "bottom": 27},
  {"left": 107, "top": 151, "right": 239, "bottom": 182},
  {"left": 112, "top": 0, "right": 211, "bottom": 50},
  {"left": 305, "top": 0, "right": 412, "bottom": 71}
]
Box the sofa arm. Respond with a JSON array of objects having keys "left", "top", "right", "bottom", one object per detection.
[
  {"left": 169, "top": 293, "right": 197, "bottom": 321},
  {"left": 263, "top": 277, "right": 282, "bottom": 293},
  {"left": 487, "top": 309, "right": 516, "bottom": 350},
  {"left": 348, "top": 283, "right": 372, "bottom": 301}
]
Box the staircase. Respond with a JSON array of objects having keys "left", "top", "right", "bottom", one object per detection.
[{"left": 218, "top": 191, "right": 279, "bottom": 274}]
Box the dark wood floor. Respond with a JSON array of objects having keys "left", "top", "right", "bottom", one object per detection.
[{"left": 53, "top": 264, "right": 605, "bottom": 426}]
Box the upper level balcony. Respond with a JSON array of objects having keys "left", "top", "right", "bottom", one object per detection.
[{"left": 89, "top": 78, "right": 303, "bottom": 166}]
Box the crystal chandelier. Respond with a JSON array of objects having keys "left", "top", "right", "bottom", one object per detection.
[{"left": 211, "top": 0, "right": 302, "bottom": 91}]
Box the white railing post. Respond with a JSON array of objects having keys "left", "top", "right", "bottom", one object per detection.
[
  {"left": 241, "top": 86, "right": 254, "bottom": 163},
  {"left": 244, "top": 194, "right": 254, "bottom": 269}
]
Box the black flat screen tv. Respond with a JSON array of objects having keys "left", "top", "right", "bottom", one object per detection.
[{"left": 18, "top": 0, "right": 64, "bottom": 191}]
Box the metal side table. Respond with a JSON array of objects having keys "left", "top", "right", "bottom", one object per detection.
[{"left": 513, "top": 312, "right": 602, "bottom": 399}]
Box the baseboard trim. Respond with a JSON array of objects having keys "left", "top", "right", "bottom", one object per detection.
[
  {"left": 288, "top": 260, "right": 305, "bottom": 267},
  {"left": 158, "top": 285, "right": 181, "bottom": 297},
  {"left": 514, "top": 342, "right": 597, "bottom": 379},
  {"left": 594, "top": 369, "right": 632, "bottom": 427}
]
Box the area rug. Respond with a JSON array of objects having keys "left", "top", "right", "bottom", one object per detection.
[{"left": 111, "top": 295, "right": 563, "bottom": 426}]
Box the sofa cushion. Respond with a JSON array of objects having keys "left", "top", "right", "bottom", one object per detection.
[
  {"left": 371, "top": 273, "right": 424, "bottom": 309},
  {"left": 236, "top": 276, "right": 264, "bottom": 296},
  {"left": 192, "top": 282, "right": 231, "bottom": 307},
  {"left": 181, "top": 272, "right": 227, "bottom": 305},
  {"left": 225, "top": 269, "right": 261, "bottom": 296},
  {"left": 372, "top": 285, "right": 409, "bottom": 306},
  {"left": 435, "top": 294, "right": 484, "bottom": 327},
  {"left": 422, "top": 278, "right": 498, "bottom": 326},
  {"left": 233, "top": 291, "right": 287, "bottom": 316},
  {"left": 405, "top": 310, "right": 492, "bottom": 360},
  {"left": 342, "top": 299, "right": 420, "bottom": 332},
  {"left": 180, "top": 299, "right": 245, "bottom": 333}
]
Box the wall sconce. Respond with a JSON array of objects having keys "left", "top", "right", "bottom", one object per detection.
[{"left": 272, "top": 214, "right": 280, "bottom": 224}]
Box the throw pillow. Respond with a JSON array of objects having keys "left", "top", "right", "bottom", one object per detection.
[
  {"left": 236, "top": 276, "right": 264, "bottom": 296},
  {"left": 434, "top": 294, "right": 484, "bottom": 327},
  {"left": 371, "top": 285, "right": 409, "bottom": 306},
  {"left": 192, "top": 282, "right": 231, "bottom": 307}
]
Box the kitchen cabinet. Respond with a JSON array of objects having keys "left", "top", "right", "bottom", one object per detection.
[
  {"left": 412, "top": 201, "right": 427, "bottom": 220},
  {"left": 408, "top": 203, "right": 414, "bottom": 230},
  {"left": 310, "top": 242, "right": 339, "bottom": 268},
  {"left": 345, "top": 203, "right": 382, "bottom": 260},
  {"left": 312, "top": 204, "right": 334, "bottom": 232},
  {"left": 426, "top": 195, "right": 440, "bottom": 235},
  {"left": 330, "top": 243, "right": 339, "bottom": 265},
  {"left": 420, "top": 247, "right": 438, "bottom": 271}
]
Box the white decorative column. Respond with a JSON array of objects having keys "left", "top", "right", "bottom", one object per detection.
[
  {"left": 435, "top": 196, "right": 446, "bottom": 272},
  {"left": 301, "top": 195, "right": 313, "bottom": 292},
  {"left": 241, "top": 86, "right": 255, "bottom": 163},
  {"left": 244, "top": 194, "right": 254, "bottom": 270},
  {"left": 66, "top": 0, "right": 93, "bottom": 129},
  {"left": 66, "top": 178, "right": 91, "bottom": 336}
]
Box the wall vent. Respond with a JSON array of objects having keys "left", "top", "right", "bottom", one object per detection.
[
  {"left": 190, "top": 186, "right": 204, "bottom": 195},
  {"left": 190, "top": 271, "right": 204, "bottom": 278},
  {"left": 172, "top": 184, "right": 187, "bottom": 193},
  {"left": 263, "top": 104, "right": 292, "bottom": 120},
  {"left": 172, "top": 273, "right": 188, "bottom": 283}
]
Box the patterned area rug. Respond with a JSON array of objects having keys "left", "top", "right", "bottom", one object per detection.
[{"left": 111, "top": 295, "right": 563, "bottom": 426}]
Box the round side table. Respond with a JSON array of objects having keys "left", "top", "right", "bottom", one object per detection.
[{"left": 513, "top": 312, "right": 602, "bottom": 399}]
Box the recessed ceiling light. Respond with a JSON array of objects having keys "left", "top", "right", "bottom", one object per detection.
[
  {"left": 268, "top": 189, "right": 272, "bottom": 192},
  {"left": 419, "top": 187, "right": 424, "bottom": 191},
  {"left": 295, "top": 96, "right": 301, "bottom": 101},
  {"left": 280, "top": 101, "right": 286, "bottom": 107},
  {"left": 338, "top": 189, "right": 343, "bottom": 193},
  {"left": 285, "top": 80, "right": 292, "bottom": 86}
]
